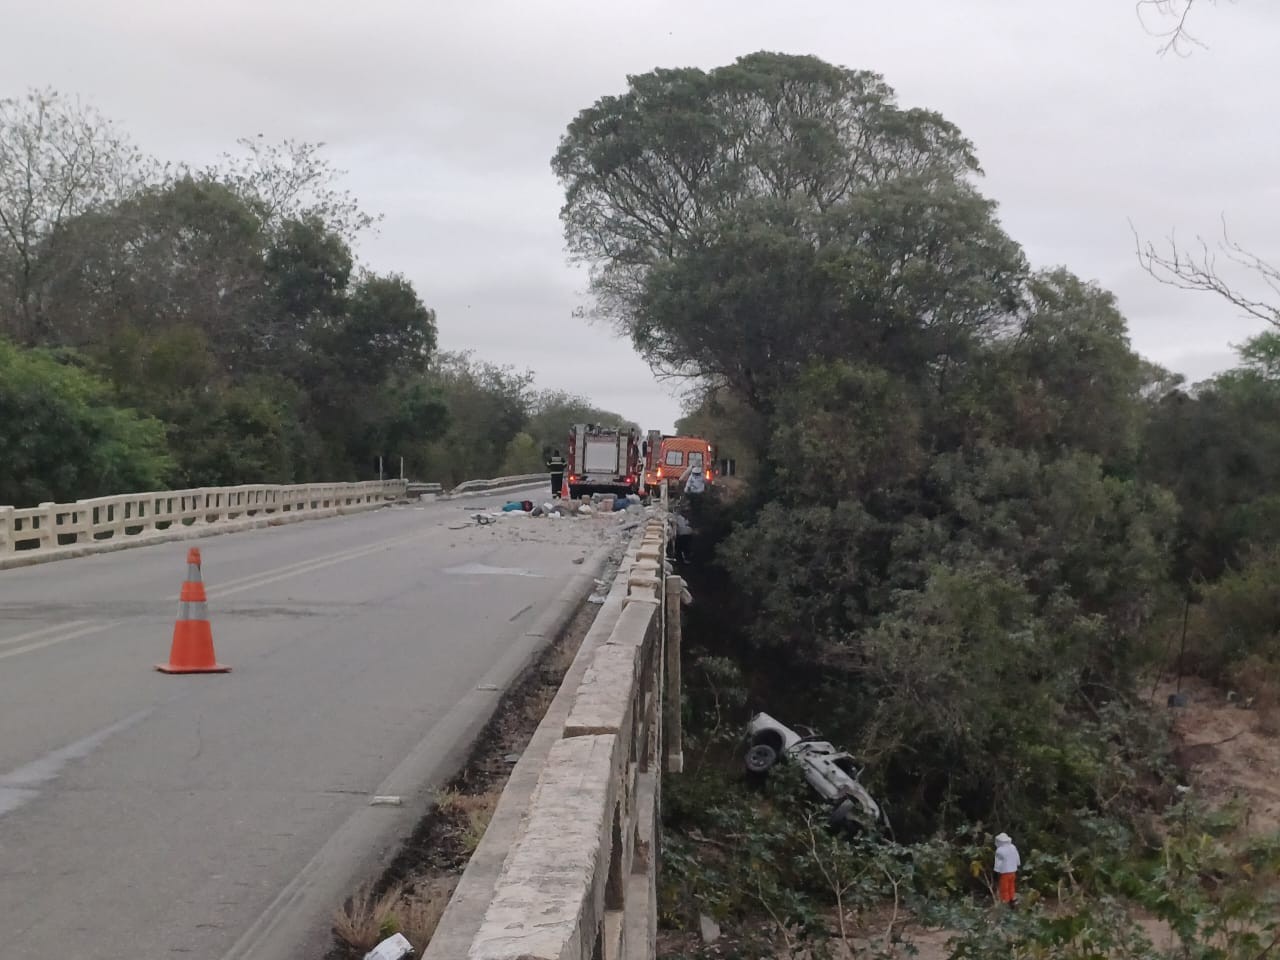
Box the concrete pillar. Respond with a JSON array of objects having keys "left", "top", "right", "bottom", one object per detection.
[{"left": 664, "top": 574, "right": 684, "bottom": 775}]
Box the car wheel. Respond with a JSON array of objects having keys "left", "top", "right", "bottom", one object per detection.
[{"left": 744, "top": 743, "right": 779, "bottom": 775}]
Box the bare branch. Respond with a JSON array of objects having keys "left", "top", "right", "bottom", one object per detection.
[
  {"left": 1132, "top": 218, "right": 1280, "bottom": 328},
  {"left": 0, "top": 88, "right": 151, "bottom": 336},
  {"left": 1136, "top": 0, "right": 1217, "bottom": 56}
]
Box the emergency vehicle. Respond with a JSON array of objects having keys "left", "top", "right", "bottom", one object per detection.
[
  {"left": 565, "top": 424, "right": 643, "bottom": 498},
  {"left": 643, "top": 435, "right": 714, "bottom": 491}
]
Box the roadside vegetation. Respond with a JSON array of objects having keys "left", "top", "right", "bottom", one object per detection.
[
  {"left": 555, "top": 50, "right": 1280, "bottom": 957},
  {"left": 0, "top": 89, "right": 631, "bottom": 506}
]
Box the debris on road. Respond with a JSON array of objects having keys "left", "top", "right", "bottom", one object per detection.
[{"left": 369, "top": 795, "right": 403, "bottom": 807}]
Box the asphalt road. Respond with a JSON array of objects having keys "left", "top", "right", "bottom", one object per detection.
[{"left": 0, "top": 486, "right": 607, "bottom": 960}]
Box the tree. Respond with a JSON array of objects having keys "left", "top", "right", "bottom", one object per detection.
[
  {"left": 265, "top": 215, "right": 354, "bottom": 333},
  {"left": 37, "top": 177, "right": 269, "bottom": 369},
  {"left": 416, "top": 353, "right": 535, "bottom": 486},
  {"left": 0, "top": 88, "right": 150, "bottom": 342},
  {"left": 632, "top": 181, "right": 1025, "bottom": 412},
  {"left": 1142, "top": 334, "right": 1280, "bottom": 582},
  {"left": 524, "top": 390, "right": 638, "bottom": 458},
  {"left": 963, "top": 269, "right": 1151, "bottom": 468},
  {"left": 325, "top": 273, "right": 437, "bottom": 383},
  {"left": 499, "top": 432, "right": 544, "bottom": 476},
  {"left": 674, "top": 386, "right": 764, "bottom": 479},
  {"left": 0, "top": 340, "right": 171, "bottom": 505},
  {"left": 554, "top": 52, "right": 982, "bottom": 341},
  {"left": 202, "top": 137, "right": 379, "bottom": 242}
]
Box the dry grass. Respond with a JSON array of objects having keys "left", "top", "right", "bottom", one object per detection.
[
  {"left": 332, "top": 882, "right": 404, "bottom": 953},
  {"left": 391, "top": 877, "right": 457, "bottom": 951},
  {"left": 435, "top": 787, "right": 500, "bottom": 854},
  {"left": 332, "top": 877, "right": 459, "bottom": 957},
  {"left": 328, "top": 601, "right": 600, "bottom": 958}
]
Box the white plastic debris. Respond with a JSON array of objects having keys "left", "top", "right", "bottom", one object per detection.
[
  {"left": 364, "top": 932, "right": 414, "bottom": 960},
  {"left": 699, "top": 915, "right": 722, "bottom": 944},
  {"left": 369, "top": 795, "right": 402, "bottom": 806}
]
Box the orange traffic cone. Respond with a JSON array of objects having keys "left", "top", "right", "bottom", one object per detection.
[
  {"left": 561, "top": 476, "right": 570, "bottom": 500},
  {"left": 156, "top": 548, "right": 230, "bottom": 674}
]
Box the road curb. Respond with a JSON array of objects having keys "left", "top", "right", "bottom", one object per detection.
[
  {"left": 422, "top": 531, "right": 640, "bottom": 960},
  {"left": 216, "top": 541, "right": 615, "bottom": 960}
]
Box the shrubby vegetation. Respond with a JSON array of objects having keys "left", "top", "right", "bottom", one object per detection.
[
  {"left": 0, "top": 89, "right": 631, "bottom": 505},
  {"left": 556, "top": 52, "right": 1280, "bottom": 955}
]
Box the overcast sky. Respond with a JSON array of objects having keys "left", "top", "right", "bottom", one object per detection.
[{"left": 3, "top": 0, "right": 1277, "bottom": 431}]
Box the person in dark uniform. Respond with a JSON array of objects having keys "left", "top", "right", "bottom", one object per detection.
[{"left": 547, "top": 449, "right": 567, "bottom": 498}]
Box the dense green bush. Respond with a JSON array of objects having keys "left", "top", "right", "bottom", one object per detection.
[{"left": 0, "top": 340, "right": 172, "bottom": 505}]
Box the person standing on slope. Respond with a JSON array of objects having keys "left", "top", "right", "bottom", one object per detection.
[{"left": 994, "top": 832, "right": 1021, "bottom": 907}]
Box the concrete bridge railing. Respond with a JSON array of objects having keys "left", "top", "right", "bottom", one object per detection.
[
  {"left": 448, "top": 473, "right": 547, "bottom": 496},
  {"left": 0, "top": 480, "right": 408, "bottom": 569},
  {"left": 427, "top": 510, "right": 683, "bottom": 960}
]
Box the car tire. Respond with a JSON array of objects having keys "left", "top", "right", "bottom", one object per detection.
[{"left": 744, "top": 743, "right": 779, "bottom": 775}]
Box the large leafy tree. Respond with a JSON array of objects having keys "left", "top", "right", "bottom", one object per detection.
[
  {"left": 554, "top": 52, "right": 982, "bottom": 340},
  {"left": 558, "top": 52, "right": 1187, "bottom": 836},
  {"left": 633, "top": 182, "right": 1025, "bottom": 411},
  {"left": 1142, "top": 332, "right": 1280, "bottom": 582},
  {"left": 0, "top": 340, "right": 171, "bottom": 505},
  {"left": 37, "top": 177, "right": 268, "bottom": 369}
]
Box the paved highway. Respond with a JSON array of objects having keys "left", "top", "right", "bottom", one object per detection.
[{"left": 0, "top": 487, "right": 612, "bottom": 960}]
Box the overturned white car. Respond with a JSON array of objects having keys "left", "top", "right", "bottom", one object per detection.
[{"left": 744, "top": 712, "right": 885, "bottom": 832}]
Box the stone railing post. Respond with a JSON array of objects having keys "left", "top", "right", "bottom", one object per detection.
[
  {"left": 36, "top": 503, "right": 56, "bottom": 550},
  {"left": 0, "top": 505, "right": 13, "bottom": 554}
]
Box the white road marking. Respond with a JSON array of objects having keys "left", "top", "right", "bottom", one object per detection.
[
  {"left": 0, "top": 526, "right": 438, "bottom": 663},
  {"left": 0, "top": 622, "right": 116, "bottom": 662},
  {"left": 0, "top": 708, "right": 152, "bottom": 817},
  {"left": 0, "top": 619, "right": 92, "bottom": 650}
]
